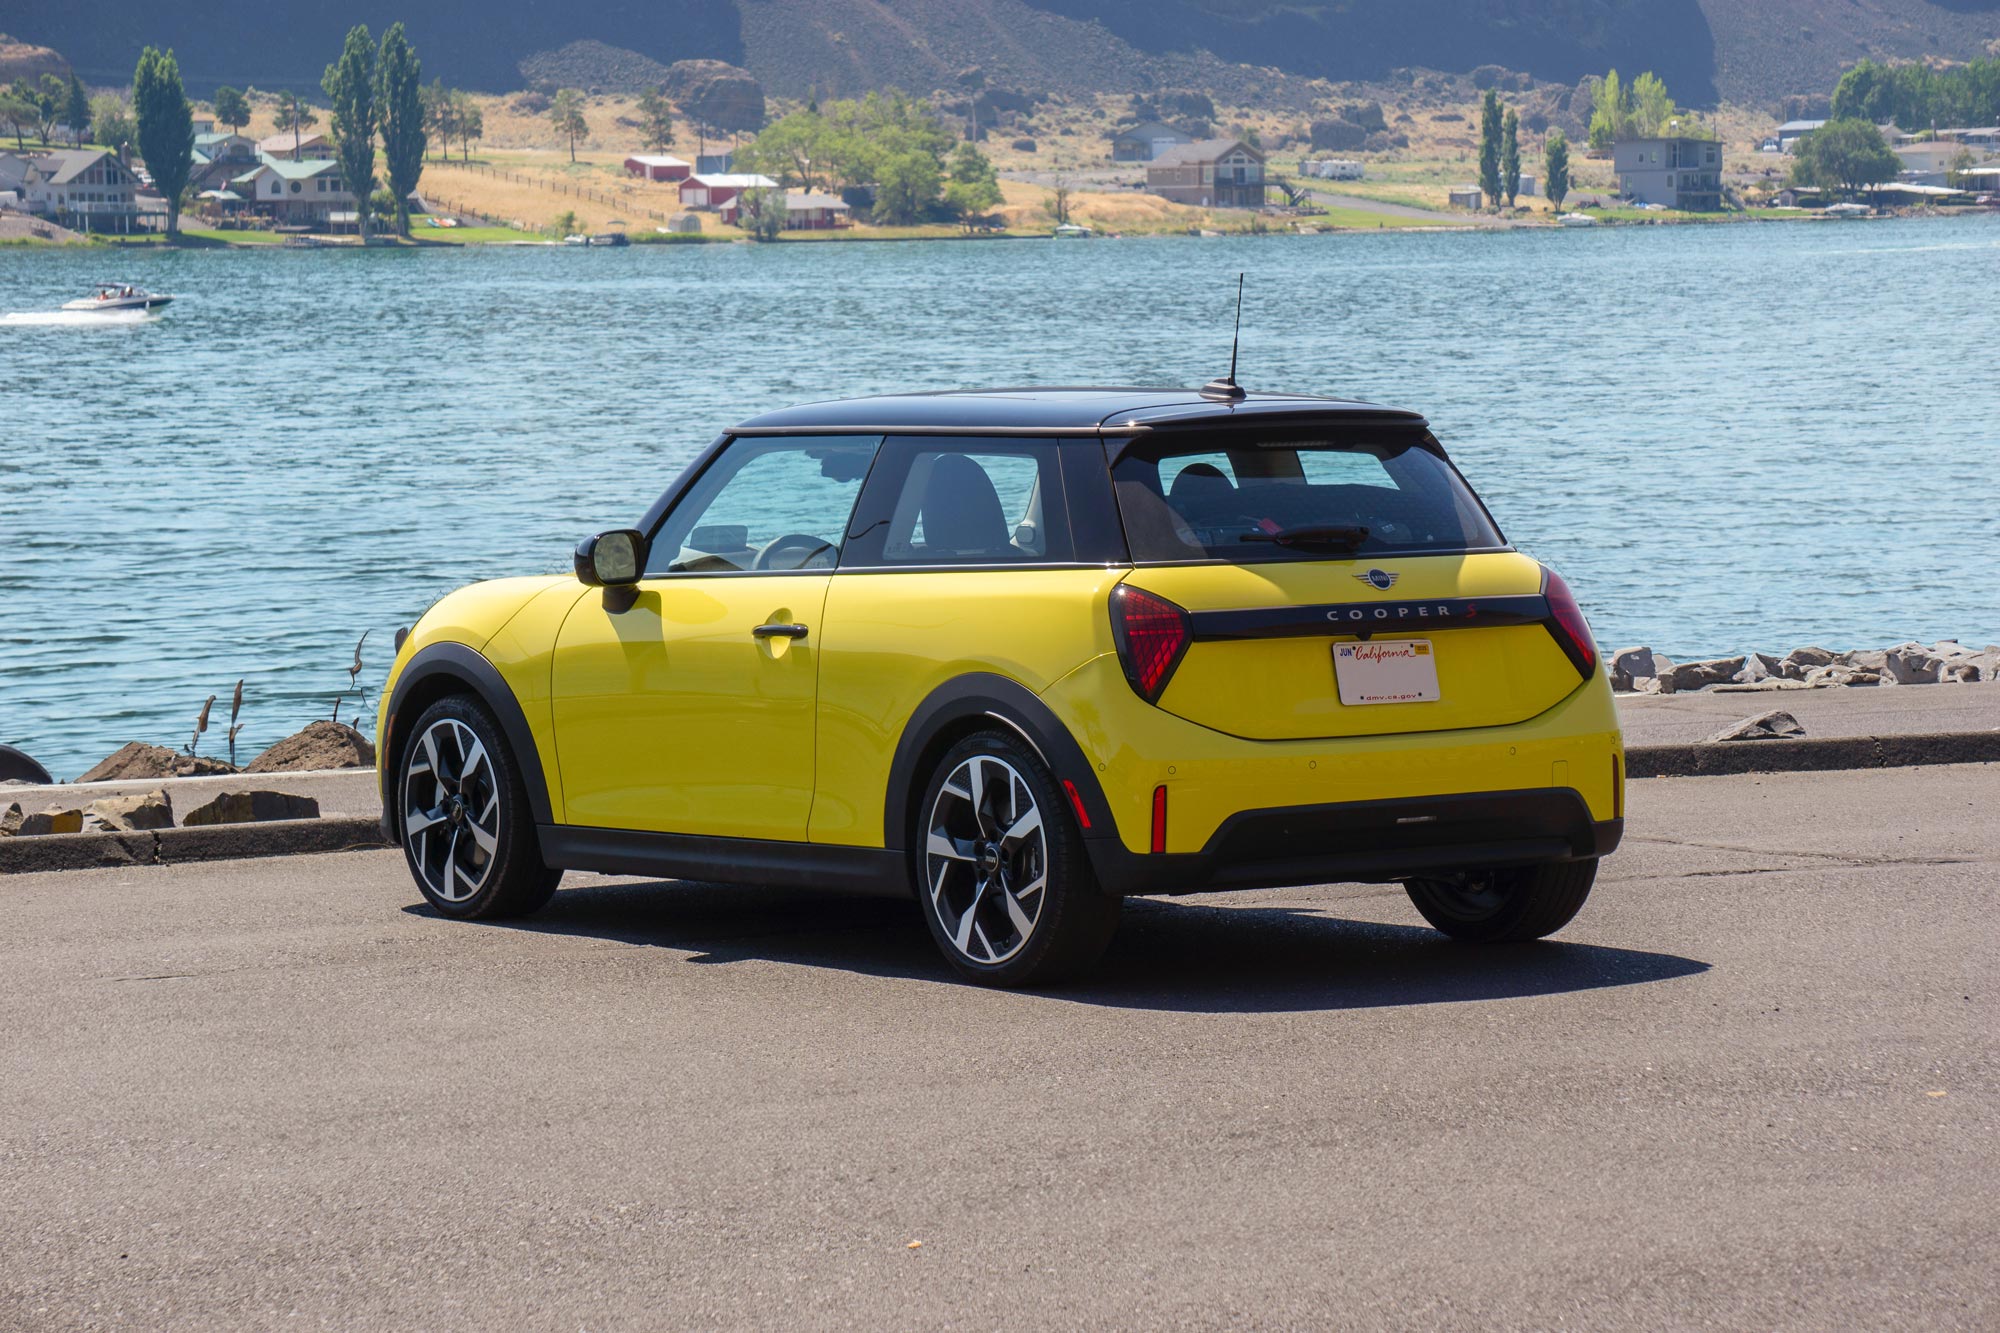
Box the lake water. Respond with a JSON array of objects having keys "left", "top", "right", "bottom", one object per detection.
[{"left": 3, "top": 219, "right": 1998, "bottom": 779}]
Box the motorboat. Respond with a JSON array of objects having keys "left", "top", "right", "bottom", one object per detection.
[
  {"left": 1825, "top": 202, "right": 1871, "bottom": 219},
  {"left": 1052, "top": 222, "right": 1094, "bottom": 238},
  {"left": 61, "top": 283, "right": 172, "bottom": 312},
  {"left": 1558, "top": 212, "right": 1599, "bottom": 227}
]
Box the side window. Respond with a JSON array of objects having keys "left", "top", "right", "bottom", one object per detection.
[
  {"left": 647, "top": 435, "right": 878, "bottom": 575},
  {"left": 846, "top": 437, "right": 1073, "bottom": 566}
]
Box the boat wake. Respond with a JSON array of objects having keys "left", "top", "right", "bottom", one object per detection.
[{"left": 0, "top": 309, "right": 158, "bottom": 327}]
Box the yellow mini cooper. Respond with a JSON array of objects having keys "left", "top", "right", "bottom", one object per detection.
[{"left": 378, "top": 387, "right": 1623, "bottom": 985}]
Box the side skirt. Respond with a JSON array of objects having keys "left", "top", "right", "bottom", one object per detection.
[{"left": 537, "top": 824, "right": 913, "bottom": 899}]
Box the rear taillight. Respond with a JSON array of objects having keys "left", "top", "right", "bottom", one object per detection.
[
  {"left": 1541, "top": 568, "right": 1598, "bottom": 680},
  {"left": 1109, "top": 584, "right": 1191, "bottom": 703}
]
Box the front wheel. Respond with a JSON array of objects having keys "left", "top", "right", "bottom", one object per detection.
[
  {"left": 914, "top": 732, "right": 1120, "bottom": 986},
  {"left": 1403, "top": 859, "right": 1597, "bottom": 943},
  {"left": 398, "top": 695, "right": 560, "bottom": 919}
]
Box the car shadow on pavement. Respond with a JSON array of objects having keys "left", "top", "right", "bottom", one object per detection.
[{"left": 422, "top": 877, "right": 1709, "bottom": 1014}]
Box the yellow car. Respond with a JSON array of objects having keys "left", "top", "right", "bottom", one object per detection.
[{"left": 378, "top": 387, "right": 1623, "bottom": 985}]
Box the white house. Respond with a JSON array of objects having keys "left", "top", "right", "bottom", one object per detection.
[
  {"left": 232, "top": 158, "right": 354, "bottom": 225},
  {"left": 19, "top": 149, "right": 143, "bottom": 233}
]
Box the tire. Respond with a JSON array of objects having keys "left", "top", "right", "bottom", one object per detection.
[
  {"left": 396, "top": 695, "right": 559, "bottom": 920},
  {"left": 912, "top": 731, "right": 1121, "bottom": 986},
  {"left": 0, "top": 743, "right": 53, "bottom": 785},
  {"left": 1403, "top": 859, "right": 1598, "bottom": 943}
]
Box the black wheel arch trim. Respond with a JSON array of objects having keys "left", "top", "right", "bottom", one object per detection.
[
  {"left": 380, "top": 642, "right": 554, "bottom": 838},
  {"left": 884, "top": 673, "right": 1118, "bottom": 850}
]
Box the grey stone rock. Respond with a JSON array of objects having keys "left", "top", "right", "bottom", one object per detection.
[
  {"left": 0, "top": 801, "right": 20, "bottom": 836},
  {"left": 181, "top": 790, "right": 321, "bottom": 827},
  {"left": 1844, "top": 649, "right": 1889, "bottom": 672},
  {"left": 1705, "top": 709, "right": 1806, "bottom": 742},
  {"left": 1609, "top": 645, "right": 1661, "bottom": 692},
  {"left": 1784, "top": 646, "right": 1838, "bottom": 670},
  {"left": 1735, "top": 652, "right": 1786, "bottom": 684},
  {"left": 85, "top": 788, "right": 174, "bottom": 832},
  {"left": 1881, "top": 645, "right": 1942, "bottom": 685},
  {"left": 20, "top": 806, "right": 84, "bottom": 835},
  {"left": 1806, "top": 665, "right": 1881, "bottom": 687},
  {"left": 1665, "top": 657, "right": 1746, "bottom": 692}
]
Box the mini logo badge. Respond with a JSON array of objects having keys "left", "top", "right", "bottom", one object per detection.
[{"left": 1355, "top": 569, "right": 1399, "bottom": 591}]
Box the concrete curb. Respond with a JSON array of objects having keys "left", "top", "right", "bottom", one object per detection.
[
  {"left": 0, "top": 817, "right": 390, "bottom": 875},
  {"left": 5, "top": 733, "right": 1997, "bottom": 873},
  {"left": 1627, "top": 731, "right": 2000, "bottom": 778}
]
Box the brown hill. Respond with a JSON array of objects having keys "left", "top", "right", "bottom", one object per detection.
[{"left": 0, "top": 32, "right": 69, "bottom": 85}]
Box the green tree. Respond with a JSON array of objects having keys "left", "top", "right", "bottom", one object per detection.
[
  {"left": 636, "top": 85, "right": 674, "bottom": 153},
  {"left": 1630, "top": 72, "right": 1676, "bottom": 137},
  {"left": 550, "top": 89, "right": 586, "bottom": 162},
  {"left": 737, "top": 186, "right": 785, "bottom": 240},
  {"left": 212, "top": 85, "right": 250, "bottom": 136},
  {"left": 132, "top": 47, "right": 194, "bottom": 237},
  {"left": 65, "top": 74, "right": 90, "bottom": 146},
  {"left": 272, "top": 90, "right": 318, "bottom": 157},
  {"left": 551, "top": 208, "right": 577, "bottom": 238},
  {"left": 1543, "top": 129, "right": 1571, "bottom": 209},
  {"left": 736, "top": 109, "right": 834, "bottom": 188},
  {"left": 421, "top": 79, "right": 454, "bottom": 162},
  {"left": 452, "top": 90, "right": 481, "bottom": 161},
  {"left": 1477, "top": 89, "right": 1502, "bottom": 207},
  {"left": 376, "top": 23, "right": 425, "bottom": 238},
  {"left": 321, "top": 25, "right": 378, "bottom": 241},
  {"left": 26, "top": 72, "right": 65, "bottom": 143},
  {"left": 89, "top": 93, "right": 135, "bottom": 157},
  {"left": 1788, "top": 117, "right": 1898, "bottom": 199},
  {"left": 943, "top": 141, "right": 1001, "bottom": 222},
  {"left": 874, "top": 148, "right": 941, "bottom": 224},
  {"left": 0, "top": 88, "right": 32, "bottom": 150},
  {"left": 1588, "top": 68, "right": 1626, "bottom": 151},
  {"left": 1500, "top": 107, "right": 1520, "bottom": 206}
]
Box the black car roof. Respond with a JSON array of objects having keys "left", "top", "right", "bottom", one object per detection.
[{"left": 731, "top": 387, "right": 1428, "bottom": 436}]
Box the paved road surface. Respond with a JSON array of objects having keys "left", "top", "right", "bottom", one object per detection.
[{"left": 3, "top": 766, "right": 1995, "bottom": 1330}]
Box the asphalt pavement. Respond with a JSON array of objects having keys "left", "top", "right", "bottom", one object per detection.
[{"left": 2, "top": 765, "right": 1995, "bottom": 1330}]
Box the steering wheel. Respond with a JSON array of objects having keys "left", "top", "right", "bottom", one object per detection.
[{"left": 753, "top": 532, "right": 836, "bottom": 571}]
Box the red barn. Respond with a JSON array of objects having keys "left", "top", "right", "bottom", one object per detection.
[{"left": 625, "top": 154, "right": 692, "bottom": 183}]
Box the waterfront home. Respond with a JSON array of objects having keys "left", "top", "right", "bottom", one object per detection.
[
  {"left": 1147, "top": 139, "right": 1266, "bottom": 208},
  {"left": 625, "top": 154, "right": 692, "bottom": 182},
  {"left": 189, "top": 131, "right": 259, "bottom": 193},
  {"left": 232, "top": 158, "right": 354, "bottom": 226},
  {"left": 780, "top": 191, "right": 851, "bottom": 229},
  {"left": 257, "top": 130, "right": 331, "bottom": 162},
  {"left": 1110, "top": 121, "right": 1194, "bottom": 163},
  {"left": 679, "top": 172, "right": 778, "bottom": 212},
  {"left": 1892, "top": 140, "right": 1966, "bottom": 187},
  {"left": 0, "top": 150, "right": 26, "bottom": 196},
  {"left": 1614, "top": 136, "right": 1722, "bottom": 210},
  {"left": 18, "top": 148, "right": 142, "bottom": 233}
]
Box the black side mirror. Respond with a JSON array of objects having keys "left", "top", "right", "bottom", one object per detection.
[{"left": 574, "top": 529, "right": 646, "bottom": 586}]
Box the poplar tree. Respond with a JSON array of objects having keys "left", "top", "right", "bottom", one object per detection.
[
  {"left": 132, "top": 47, "right": 194, "bottom": 237},
  {"left": 1500, "top": 108, "right": 1520, "bottom": 206},
  {"left": 1477, "top": 89, "right": 1502, "bottom": 208},
  {"left": 213, "top": 85, "right": 250, "bottom": 136},
  {"left": 65, "top": 74, "right": 90, "bottom": 146},
  {"left": 377, "top": 23, "right": 425, "bottom": 237},
  {"left": 322, "top": 25, "right": 377, "bottom": 240},
  {"left": 1543, "top": 129, "right": 1571, "bottom": 209}
]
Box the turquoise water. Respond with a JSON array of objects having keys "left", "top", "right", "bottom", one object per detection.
[{"left": 3, "top": 219, "right": 1997, "bottom": 778}]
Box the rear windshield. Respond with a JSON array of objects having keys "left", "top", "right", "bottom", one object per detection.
[{"left": 1110, "top": 430, "right": 1504, "bottom": 565}]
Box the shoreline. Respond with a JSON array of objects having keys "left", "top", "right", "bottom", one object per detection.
[{"left": 3, "top": 202, "right": 1981, "bottom": 252}]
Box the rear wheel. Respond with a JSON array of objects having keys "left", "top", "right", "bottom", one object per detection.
[
  {"left": 1403, "top": 859, "right": 1597, "bottom": 943},
  {"left": 398, "top": 695, "right": 559, "bottom": 920},
  {"left": 914, "top": 732, "right": 1120, "bottom": 986}
]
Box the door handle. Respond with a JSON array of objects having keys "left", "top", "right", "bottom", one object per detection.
[{"left": 752, "top": 622, "right": 809, "bottom": 639}]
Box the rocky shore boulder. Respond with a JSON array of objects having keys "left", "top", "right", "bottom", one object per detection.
[
  {"left": 182, "top": 791, "right": 321, "bottom": 827},
  {"left": 1664, "top": 657, "right": 1745, "bottom": 693},
  {"left": 19, "top": 806, "right": 83, "bottom": 835},
  {"left": 245, "top": 721, "right": 375, "bottom": 773},
  {"left": 75, "top": 742, "right": 237, "bottom": 783},
  {"left": 85, "top": 789, "right": 173, "bottom": 831},
  {"left": 664, "top": 59, "right": 766, "bottom": 133},
  {"left": 1705, "top": 710, "right": 1806, "bottom": 743}
]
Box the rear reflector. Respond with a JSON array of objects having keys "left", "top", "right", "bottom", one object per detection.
[
  {"left": 1110, "top": 585, "right": 1192, "bottom": 703},
  {"left": 1612, "top": 755, "right": 1624, "bottom": 820},
  {"left": 1151, "top": 785, "right": 1168, "bottom": 854},
  {"left": 1541, "top": 568, "right": 1599, "bottom": 681},
  {"left": 1062, "top": 779, "right": 1092, "bottom": 830}
]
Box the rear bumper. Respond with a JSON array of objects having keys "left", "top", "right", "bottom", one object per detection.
[{"left": 1085, "top": 787, "right": 1622, "bottom": 897}]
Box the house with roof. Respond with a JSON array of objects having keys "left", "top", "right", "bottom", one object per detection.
[
  {"left": 257, "top": 130, "right": 331, "bottom": 162},
  {"left": 189, "top": 131, "right": 260, "bottom": 192},
  {"left": 1110, "top": 121, "right": 1194, "bottom": 163},
  {"left": 1777, "top": 120, "right": 1825, "bottom": 151},
  {"left": 1614, "top": 136, "right": 1722, "bottom": 210},
  {"left": 1146, "top": 139, "right": 1266, "bottom": 208},
  {"left": 18, "top": 149, "right": 143, "bottom": 232},
  {"left": 625, "top": 154, "right": 692, "bottom": 183},
  {"left": 679, "top": 172, "right": 779, "bottom": 213},
  {"left": 232, "top": 158, "right": 354, "bottom": 225}
]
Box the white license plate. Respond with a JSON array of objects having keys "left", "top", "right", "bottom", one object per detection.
[{"left": 1332, "top": 639, "right": 1440, "bottom": 705}]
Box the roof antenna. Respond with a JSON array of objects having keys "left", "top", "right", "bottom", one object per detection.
[{"left": 1201, "top": 273, "right": 1247, "bottom": 402}]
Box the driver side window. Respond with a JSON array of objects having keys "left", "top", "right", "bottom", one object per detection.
[{"left": 648, "top": 436, "right": 879, "bottom": 575}]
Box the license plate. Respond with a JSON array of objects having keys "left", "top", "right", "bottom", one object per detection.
[{"left": 1332, "top": 639, "right": 1440, "bottom": 705}]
